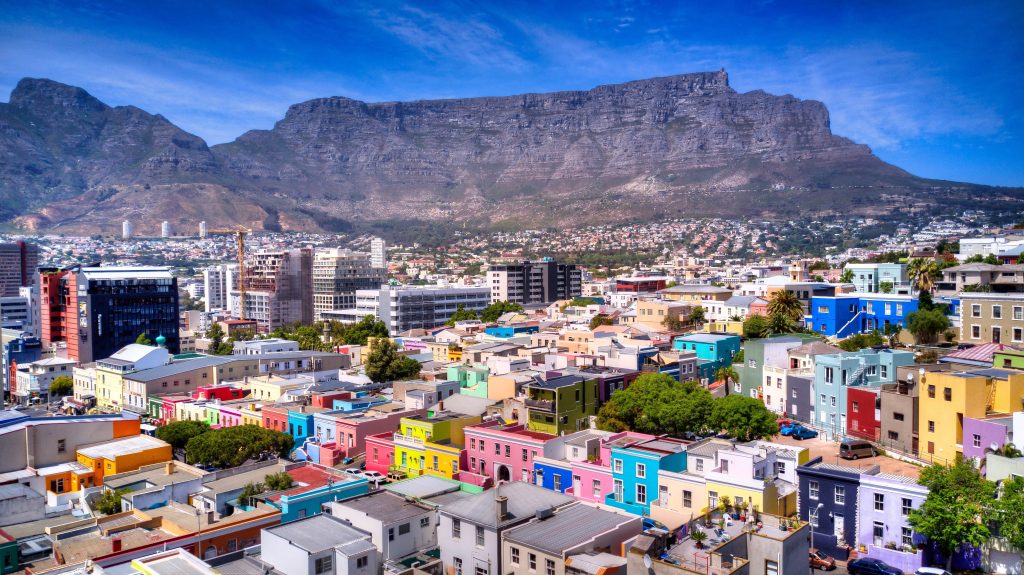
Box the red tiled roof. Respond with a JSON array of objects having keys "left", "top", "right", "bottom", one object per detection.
[{"left": 265, "top": 464, "right": 354, "bottom": 503}]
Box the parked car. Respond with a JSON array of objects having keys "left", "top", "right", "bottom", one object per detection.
[
  {"left": 642, "top": 517, "right": 669, "bottom": 532},
  {"left": 848, "top": 558, "right": 903, "bottom": 575},
  {"left": 809, "top": 549, "right": 836, "bottom": 571},
  {"left": 344, "top": 468, "right": 364, "bottom": 477},
  {"left": 791, "top": 425, "right": 819, "bottom": 440},
  {"left": 776, "top": 418, "right": 793, "bottom": 430},
  {"left": 915, "top": 568, "right": 951, "bottom": 575},
  {"left": 779, "top": 423, "right": 800, "bottom": 436},
  {"left": 363, "top": 471, "right": 386, "bottom": 485},
  {"left": 840, "top": 439, "right": 878, "bottom": 460}
]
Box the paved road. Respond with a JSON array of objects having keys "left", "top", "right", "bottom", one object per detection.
[{"left": 772, "top": 433, "right": 922, "bottom": 478}]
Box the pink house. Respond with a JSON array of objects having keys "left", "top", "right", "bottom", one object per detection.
[
  {"left": 565, "top": 430, "right": 656, "bottom": 504},
  {"left": 461, "top": 421, "right": 557, "bottom": 487},
  {"left": 365, "top": 432, "right": 395, "bottom": 475},
  {"left": 333, "top": 405, "right": 424, "bottom": 458},
  {"left": 568, "top": 461, "right": 615, "bottom": 504}
]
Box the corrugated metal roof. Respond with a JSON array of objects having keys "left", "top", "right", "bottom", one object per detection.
[{"left": 504, "top": 503, "right": 638, "bottom": 556}]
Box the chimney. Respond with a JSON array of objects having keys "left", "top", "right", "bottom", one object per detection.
[
  {"left": 496, "top": 495, "right": 508, "bottom": 521},
  {"left": 206, "top": 510, "right": 215, "bottom": 524},
  {"left": 111, "top": 537, "right": 122, "bottom": 553},
  {"left": 165, "top": 461, "right": 175, "bottom": 475},
  {"left": 438, "top": 400, "right": 444, "bottom": 411}
]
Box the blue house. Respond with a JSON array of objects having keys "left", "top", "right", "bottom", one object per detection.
[
  {"left": 262, "top": 465, "right": 368, "bottom": 523},
  {"left": 807, "top": 294, "right": 959, "bottom": 339},
  {"left": 604, "top": 436, "right": 687, "bottom": 517},
  {"left": 332, "top": 394, "right": 389, "bottom": 413},
  {"left": 798, "top": 457, "right": 870, "bottom": 559},
  {"left": 672, "top": 333, "right": 741, "bottom": 372},
  {"left": 533, "top": 458, "right": 573, "bottom": 493},
  {"left": 485, "top": 325, "right": 539, "bottom": 338},
  {"left": 813, "top": 348, "right": 915, "bottom": 438},
  {"left": 1, "top": 332, "right": 41, "bottom": 398}
]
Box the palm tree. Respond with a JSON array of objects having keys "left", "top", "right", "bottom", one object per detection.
[
  {"left": 767, "top": 290, "right": 804, "bottom": 322},
  {"left": 907, "top": 258, "right": 938, "bottom": 292},
  {"left": 767, "top": 312, "right": 794, "bottom": 335}
]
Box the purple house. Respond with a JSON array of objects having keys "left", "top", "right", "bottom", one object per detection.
[
  {"left": 962, "top": 415, "right": 1012, "bottom": 471},
  {"left": 857, "top": 473, "right": 929, "bottom": 572}
]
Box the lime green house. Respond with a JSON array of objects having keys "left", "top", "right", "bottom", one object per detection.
[
  {"left": 524, "top": 374, "right": 599, "bottom": 435},
  {"left": 994, "top": 349, "right": 1024, "bottom": 370},
  {"left": 392, "top": 409, "right": 480, "bottom": 480}
]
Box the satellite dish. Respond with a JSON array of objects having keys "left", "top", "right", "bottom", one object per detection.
[{"left": 643, "top": 554, "right": 653, "bottom": 569}]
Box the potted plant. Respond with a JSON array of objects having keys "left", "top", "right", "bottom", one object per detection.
[
  {"left": 884, "top": 541, "right": 897, "bottom": 550},
  {"left": 779, "top": 518, "right": 788, "bottom": 531},
  {"left": 737, "top": 499, "right": 748, "bottom": 521},
  {"left": 691, "top": 530, "right": 708, "bottom": 549},
  {"left": 719, "top": 495, "right": 732, "bottom": 516},
  {"left": 717, "top": 517, "right": 725, "bottom": 531}
]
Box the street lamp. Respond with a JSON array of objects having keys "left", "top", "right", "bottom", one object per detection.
[{"left": 809, "top": 503, "right": 824, "bottom": 552}]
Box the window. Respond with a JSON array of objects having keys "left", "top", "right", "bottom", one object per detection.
[
  {"left": 881, "top": 365, "right": 888, "bottom": 379},
  {"left": 928, "top": 421, "right": 935, "bottom": 433},
  {"left": 553, "top": 474, "right": 561, "bottom": 491},
  {"left": 944, "top": 388, "right": 952, "bottom": 401},
  {"left": 971, "top": 304, "right": 981, "bottom": 318},
  {"left": 636, "top": 463, "right": 646, "bottom": 478},
  {"left": 529, "top": 554, "right": 537, "bottom": 572},
  {"left": 835, "top": 485, "right": 845, "bottom": 504},
  {"left": 511, "top": 547, "right": 520, "bottom": 566},
  {"left": 774, "top": 461, "right": 786, "bottom": 475},
  {"left": 522, "top": 448, "right": 528, "bottom": 461},
  {"left": 874, "top": 493, "right": 884, "bottom": 511},
  {"left": 636, "top": 484, "right": 647, "bottom": 505},
  {"left": 593, "top": 479, "right": 601, "bottom": 498},
  {"left": 49, "top": 478, "right": 65, "bottom": 493},
  {"left": 695, "top": 458, "right": 704, "bottom": 472},
  {"left": 972, "top": 325, "right": 981, "bottom": 339},
  {"left": 357, "top": 557, "right": 368, "bottom": 569},
  {"left": 708, "top": 491, "right": 718, "bottom": 508},
  {"left": 455, "top": 557, "right": 463, "bottom": 575},
  {"left": 765, "top": 559, "right": 779, "bottom": 575},
  {"left": 314, "top": 556, "right": 332, "bottom": 575},
  {"left": 893, "top": 412, "right": 904, "bottom": 421},
  {"left": 57, "top": 439, "right": 66, "bottom": 453},
  {"left": 388, "top": 528, "right": 394, "bottom": 541},
  {"left": 479, "top": 440, "right": 485, "bottom": 452},
  {"left": 495, "top": 443, "right": 500, "bottom": 455},
  {"left": 902, "top": 527, "right": 913, "bottom": 547},
  {"left": 993, "top": 305, "right": 1002, "bottom": 319},
  {"left": 682, "top": 490, "right": 692, "bottom": 508},
  {"left": 852, "top": 401, "right": 859, "bottom": 413},
  {"left": 927, "top": 385, "right": 935, "bottom": 398},
  {"left": 831, "top": 396, "right": 837, "bottom": 407},
  {"left": 505, "top": 445, "right": 511, "bottom": 457},
  {"left": 973, "top": 434, "right": 982, "bottom": 448},
  {"left": 820, "top": 394, "right": 826, "bottom": 405},
  {"left": 421, "top": 517, "right": 430, "bottom": 528},
  {"left": 545, "top": 559, "right": 555, "bottom": 575},
  {"left": 902, "top": 497, "right": 912, "bottom": 516},
  {"left": 825, "top": 367, "right": 834, "bottom": 383},
  {"left": 613, "top": 459, "right": 623, "bottom": 473},
  {"left": 470, "top": 438, "right": 476, "bottom": 449},
  {"left": 475, "top": 525, "right": 485, "bottom": 547},
  {"left": 1014, "top": 306, "right": 1023, "bottom": 321},
  {"left": 1015, "top": 327, "right": 1024, "bottom": 343},
  {"left": 452, "top": 518, "right": 461, "bottom": 538},
  {"left": 888, "top": 430, "right": 899, "bottom": 440},
  {"left": 720, "top": 459, "right": 729, "bottom": 473},
  {"left": 809, "top": 480, "right": 819, "bottom": 500}
]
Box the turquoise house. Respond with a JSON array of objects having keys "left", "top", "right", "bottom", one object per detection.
[
  {"left": 332, "top": 394, "right": 388, "bottom": 412},
  {"left": 447, "top": 364, "right": 491, "bottom": 398},
  {"left": 673, "top": 333, "right": 741, "bottom": 371},
  {"left": 605, "top": 436, "right": 688, "bottom": 516},
  {"left": 264, "top": 472, "right": 369, "bottom": 524}
]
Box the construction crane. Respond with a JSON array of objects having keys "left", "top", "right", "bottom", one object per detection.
[{"left": 208, "top": 227, "right": 253, "bottom": 320}]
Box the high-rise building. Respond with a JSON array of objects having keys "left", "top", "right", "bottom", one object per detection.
[
  {"left": 323, "top": 284, "right": 490, "bottom": 332},
  {"left": 161, "top": 221, "right": 172, "bottom": 238},
  {"left": 203, "top": 264, "right": 237, "bottom": 313},
  {"left": 122, "top": 220, "right": 133, "bottom": 240},
  {"left": 312, "top": 249, "right": 387, "bottom": 321},
  {"left": 370, "top": 237, "right": 387, "bottom": 269},
  {"left": 0, "top": 296, "right": 33, "bottom": 331},
  {"left": 487, "top": 259, "right": 582, "bottom": 304},
  {"left": 0, "top": 242, "right": 39, "bottom": 298},
  {"left": 39, "top": 266, "right": 179, "bottom": 363},
  {"left": 199, "top": 221, "right": 208, "bottom": 238},
  {"left": 232, "top": 248, "right": 313, "bottom": 332}
]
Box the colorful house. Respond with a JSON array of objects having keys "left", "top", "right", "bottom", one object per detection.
[
  {"left": 735, "top": 335, "right": 818, "bottom": 399},
  {"left": 918, "top": 368, "right": 1024, "bottom": 463},
  {"left": 846, "top": 387, "right": 881, "bottom": 441},
  {"left": 857, "top": 472, "right": 928, "bottom": 572},
  {"left": 446, "top": 364, "right": 491, "bottom": 398},
  {"left": 74, "top": 434, "right": 173, "bottom": 488},
  {"left": 604, "top": 435, "right": 687, "bottom": 517},
  {"left": 799, "top": 457, "right": 880, "bottom": 559},
  {"left": 814, "top": 348, "right": 914, "bottom": 439},
  {"left": 364, "top": 432, "right": 395, "bottom": 476},
  {"left": 460, "top": 420, "right": 556, "bottom": 487},
  {"left": 390, "top": 410, "right": 480, "bottom": 479},
  {"left": 689, "top": 438, "right": 808, "bottom": 518},
  {"left": 523, "top": 374, "right": 598, "bottom": 435},
  {"left": 262, "top": 463, "right": 368, "bottom": 524},
  {"left": 671, "top": 333, "right": 741, "bottom": 372}
]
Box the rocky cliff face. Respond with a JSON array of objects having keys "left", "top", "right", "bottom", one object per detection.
[{"left": 0, "top": 71, "right": 947, "bottom": 233}]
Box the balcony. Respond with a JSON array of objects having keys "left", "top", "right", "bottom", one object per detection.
[
  {"left": 393, "top": 433, "right": 425, "bottom": 449},
  {"left": 524, "top": 398, "right": 555, "bottom": 412}
]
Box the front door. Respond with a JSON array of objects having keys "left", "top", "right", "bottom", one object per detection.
[
  {"left": 659, "top": 485, "right": 668, "bottom": 505},
  {"left": 873, "top": 521, "right": 884, "bottom": 546},
  {"left": 833, "top": 513, "right": 844, "bottom": 539},
  {"left": 993, "top": 327, "right": 1002, "bottom": 343}
]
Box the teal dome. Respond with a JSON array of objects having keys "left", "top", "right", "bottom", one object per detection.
[{"left": 155, "top": 334, "right": 167, "bottom": 346}]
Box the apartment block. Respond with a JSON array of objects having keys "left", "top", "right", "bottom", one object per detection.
[
  {"left": 312, "top": 248, "right": 386, "bottom": 321},
  {"left": 234, "top": 248, "right": 313, "bottom": 332},
  {"left": 960, "top": 293, "right": 1024, "bottom": 345},
  {"left": 487, "top": 260, "right": 581, "bottom": 304},
  {"left": 326, "top": 285, "right": 490, "bottom": 332},
  {"left": 0, "top": 242, "right": 38, "bottom": 297},
  {"left": 202, "top": 264, "right": 237, "bottom": 313}
]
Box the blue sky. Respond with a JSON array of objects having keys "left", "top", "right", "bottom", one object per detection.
[{"left": 1, "top": 0, "right": 1021, "bottom": 186}]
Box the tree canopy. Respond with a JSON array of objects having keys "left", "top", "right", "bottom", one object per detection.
[
  {"left": 446, "top": 305, "right": 479, "bottom": 326},
  {"left": 995, "top": 476, "right": 1024, "bottom": 552},
  {"left": 269, "top": 316, "right": 390, "bottom": 350},
  {"left": 742, "top": 315, "right": 769, "bottom": 339},
  {"left": 589, "top": 314, "right": 615, "bottom": 330},
  {"left": 49, "top": 375, "right": 74, "bottom": 398},
  {"left": 94, "top": 488, "right": 125, "bottom": 515},
  {"left": 838, "top": 331, "right": 885, "bottom": 352},
  {"left": 136, "top": 333, "right": 154, "bottom": 345},
  {"left": 690, "top": 306, "right": 706, "bottom": 326},
  {"left": 365, "top": 339, "right": 422, "bottom": 383},
  {"left": 264, "top": 471, "right": 294, "bottom": 491},
  {"left": 908, "top": 458, "right": 995, "bottom": 570},
  {"left": 596, "top": 373, "right": 776, "bottom": 442},
  {"left": 906, "top": 308, "right": 950, "bottom": 344},
  {"left": 156, "top": 420, "right": 211, "bottom": 450},
  {"left": 767, "top": 290, "right": 804, "bottom": 322},
  {"left": 480, "top": 300, "right": 524, "bottom": 323},
  {"left": 185, "top": 425, "right": 293, "bottom": 468}
]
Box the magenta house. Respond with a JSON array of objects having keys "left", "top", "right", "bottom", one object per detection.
[{"left": 461, "top": 421, "right": 557, "bottom": 487}]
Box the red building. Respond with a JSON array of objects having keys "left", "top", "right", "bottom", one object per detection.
[
  {"left": 846, "top": 387, "right": 881, "bottom": 441},
  {"left": 364, "top": 432, "right": 395, "bottom": 476},
  {"left": 192, "top": 384, "right": 248, "bottom": 402},
  {"left": 615, "top": 276, "right": 668, "bottom": 294},
  {"left": 261, "top": 405, "right": 291, "bottom": 434},
  {"left": 39, "top": 269, "right": 80, "bottom": 359}
]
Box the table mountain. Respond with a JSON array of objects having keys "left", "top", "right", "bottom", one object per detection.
[{"left": 0, "top": 71, "right": 999, "bottom": 234}]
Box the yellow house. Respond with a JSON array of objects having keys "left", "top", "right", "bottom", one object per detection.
[
  {"left": 246, "top": 375, "right": 306, "bottom": 402},
  {"left": 391, "top": 411, "right": 480, "bottom": 479},
  {"left": 650, "top": 469, "right": 708, "bottom": 529},
  {"left": 94, "top": 366, "right": 127, "bottom": 410},
  {"left": 240, "top": 403, "right": 263, "bottom": 426},
  {"left": 634, "top": 299, "right": 692, "bottom": 331},
  {"left": 74, "top": 434, "right": 173, "bottom": 488},
  {"left": 918, "top": 369, "right": 1024, "bottom": 462},
  {"left": 686, "top": 438, "right": 807, "bottom": 517},
  {"left": 701, "top": 320, "right": 744, "bottom": 336}
]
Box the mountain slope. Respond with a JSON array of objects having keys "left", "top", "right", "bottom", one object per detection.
[{"left": 0, "top": 71, "right": 992, "bottom": 234}]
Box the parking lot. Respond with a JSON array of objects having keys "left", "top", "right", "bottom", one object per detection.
[{"left": 771, "top": 433, "right": 922, "bottom": 479}]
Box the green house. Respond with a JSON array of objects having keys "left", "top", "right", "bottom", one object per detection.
[
  {"left": 734, "top": 334, "right": 820, "bottom": 398},
  {"left": 993, "top": 349, "right": 1024, "bottom": 370},
  {"left": 524, "top": 374, "right": 598, "bottom": 435},
  {"left": 446, "top": 364, "right": 491, "bottom": 398}
]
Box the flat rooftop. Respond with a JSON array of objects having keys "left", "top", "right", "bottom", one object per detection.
[
  {"left": 265, "top": 513, "right": 370, "bottom": 553},
  {"left": 332, "top": 491, "right": 432, "bottom": 523},
  {"left": 77, "top": 434, "right": 169, "bottom": 460},
  {"left": 504, "top": 503, "right": 638, "bottom": 556}
]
